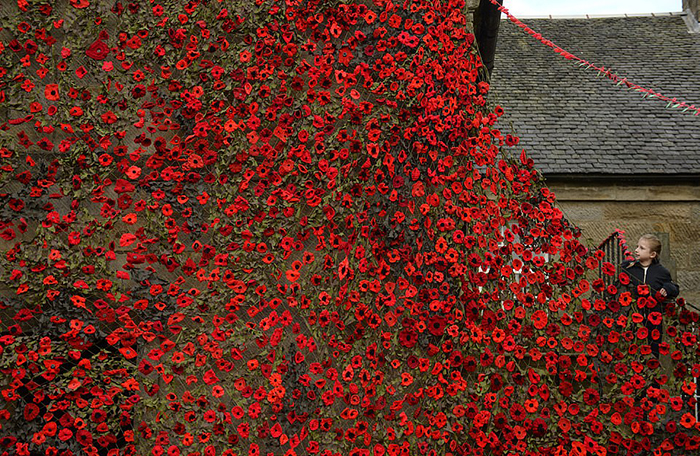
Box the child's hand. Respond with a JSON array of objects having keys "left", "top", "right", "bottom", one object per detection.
[{"left": 659, "top": 288, "right": 668, "bottom": 297}]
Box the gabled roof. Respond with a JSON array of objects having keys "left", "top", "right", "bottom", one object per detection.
[{"left": 489, "top": 13, "right": 700, "bottom": 176}]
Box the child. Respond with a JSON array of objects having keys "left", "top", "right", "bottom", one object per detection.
[
  {"left": 619, "top": 234, "right": 679, "bottom": 358},
  {"left": 620, "top": 234, "right": 679, "bottom": 300}
]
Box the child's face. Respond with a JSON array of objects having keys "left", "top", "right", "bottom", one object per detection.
[{"left": 634, "top": 238, "right": 657, "bottom": 265}]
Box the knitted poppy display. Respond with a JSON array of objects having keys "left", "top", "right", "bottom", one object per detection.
[{"left": 0, "top": 1, "right": 698, "bottom": 456}]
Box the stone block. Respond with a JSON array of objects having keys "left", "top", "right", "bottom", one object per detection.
[
  {"left": 677, "top": 271, "right": 700, "bottom": 296},
  {"left": 555, "top": 202, "right": 604, "bottom": 222},
  {"left": 603, "top": 203, "right": 691, "bottom": 221},
  {"left": 669, "top": 224, "right": 700, "bottom": 244},
  {"left": 669, "top": 243, "right": 698, "bottom": 270},
  {"left": 551, "top": 184, "right": 700, "bottom": 202},
  {"left": 573, "top": 221, "right": 624, "bottom": 242},
  {"left": 549, "top": 184, "right": 615, "bottom": 201},
  {"left": 692, "top": 204, "right": 700, "bottom": 221},
  {"left": 689, "top": 248, "right": 700, "bottom": 269},
  {"left": 617, "top": 186, "right": 700, "bottom": 202}
]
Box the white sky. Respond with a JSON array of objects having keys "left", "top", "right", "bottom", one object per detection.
[{"left": 507, "top": 0, "right": 681, "bottom": 16}]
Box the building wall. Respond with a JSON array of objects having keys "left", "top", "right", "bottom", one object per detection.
[
  {"left": 684, "top": 0, "right": 700, "bottom": 19},
  {"left": 549, "top": 182, "right": 700, "bottom": 307}
]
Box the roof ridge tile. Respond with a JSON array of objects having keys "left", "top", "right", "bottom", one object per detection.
[{"left": 507, "top": 11, "right": 683, "bottom": 20}]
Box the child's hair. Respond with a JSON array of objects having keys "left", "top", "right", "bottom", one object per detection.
[{"left": 640, "top": 233, "right": 662, "bottom": 263}]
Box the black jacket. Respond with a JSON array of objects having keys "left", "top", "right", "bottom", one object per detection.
[{"left": 619, "top": 260, "right": 679, "bottom": 303}]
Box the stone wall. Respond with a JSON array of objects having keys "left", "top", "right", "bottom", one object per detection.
[
  {"left": 549, "top": 181, "right": 700, "bottom": 307},
  {"left": 684, "top": 0, "right": 700, "bottom": 19}
]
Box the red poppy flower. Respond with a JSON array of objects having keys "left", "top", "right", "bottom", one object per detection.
[
  {"left": 101, "top": 110, "right": 117, "bottom": 123},
  {"left": 75, "top": 66, "right": 87, "bottom": 78},
  {"left": 125, "top": 165, "right": 141, "bottom": 179},
  {"left": 680, "top": 413, "right": 697, "bottom": 429},
  {"left": 44, "top": 83, "right": 59, "bottom": 101},
  {"left": 23, "top": 403, "right": 40, "bottom": 421},
  {"left": 58, "top": 428, "right": 73, "bottom": 442},
  {"left": 114, "top": 179, "right": 135, "bottom": 193},
  {"left": 532, "top": 310, "right": 548, "bottom": 330},
  {"left": 85, "top": 39, "right": 109, "bottom": 59}
]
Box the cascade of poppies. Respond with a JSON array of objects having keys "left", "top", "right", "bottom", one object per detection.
[{"left": 0, "top": 1, "right": 698, "bottom": 456}]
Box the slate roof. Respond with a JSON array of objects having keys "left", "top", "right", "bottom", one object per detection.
[{"left": 489, "top": 13, "right": 700, "bottom": 175}]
